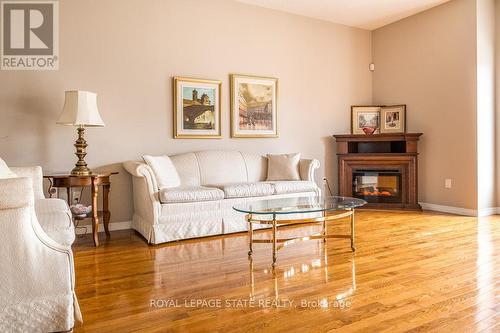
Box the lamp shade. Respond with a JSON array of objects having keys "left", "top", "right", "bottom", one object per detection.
[{"left": 57, "top": 90, "right": 105, "bottom": 127}]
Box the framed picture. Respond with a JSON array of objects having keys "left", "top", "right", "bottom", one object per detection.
[
  {"left": 351, "top": 106, "right": 382, "bottom": 134},
  {"left": 230, "top": 74, "right": 278, "bottom": 138},
  {"left": 173, "top": 77, "right": 221, "bottom": 138},
  {"left": 380, "top": 105, "right": 406, "bottom": 133}
]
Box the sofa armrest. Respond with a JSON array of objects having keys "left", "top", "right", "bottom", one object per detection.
[
  {"left": 123, "top": 161, "right": 156, "bottom": 183},
  {"left": 299, "top": 159, "right": 320, "bottom": 182},
  {"left": 10, "top": 166, "right": 45, "bottom": 200},
  {"left": 123, "top": 160, "right": 160, "bottom": 197},
  {"left": 123, "top": 161, "right": 161, "bottom": 235}
]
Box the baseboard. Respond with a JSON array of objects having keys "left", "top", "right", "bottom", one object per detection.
[
  {"left": 477, "top": 207, "right": 498, "bottom": 217},
  {"left": 419, "top": 202, "right": 500, "bottom": 217},
  {"left": 77, "top": 220, "right": 132, "bottom": 235},
  {"left": 419, "top": 202, "right": 477, "bottom": 216}
]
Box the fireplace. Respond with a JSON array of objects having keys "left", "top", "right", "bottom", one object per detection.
[
  {"left": 333, "top": 133, "right": 422, "bottom": 210},
  {"left": 352, "top": 169, "right": 402, "bottom": 203}
]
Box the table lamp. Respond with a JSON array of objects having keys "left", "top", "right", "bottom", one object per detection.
[{"left": 57, "top": 90, "right": 105, "bottom": 176}]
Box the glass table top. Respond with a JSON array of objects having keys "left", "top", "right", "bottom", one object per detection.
[{"left": 233, "top": 196, "right": 367, "bottom": 215}]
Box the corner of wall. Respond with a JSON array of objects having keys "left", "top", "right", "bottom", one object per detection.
[{"left": 476, "top": 0, "right": 496, "bottom": 211}]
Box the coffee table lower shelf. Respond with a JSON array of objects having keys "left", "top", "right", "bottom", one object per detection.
[{"left": 246, "top": 209, "right": 356, "bottom": 268}]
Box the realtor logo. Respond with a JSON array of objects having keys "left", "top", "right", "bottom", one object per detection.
[{"left": 1, "top": 0, "right": 59, "bottom": 70}]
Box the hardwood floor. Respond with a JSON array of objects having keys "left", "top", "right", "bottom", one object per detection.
[{"left": 72, "top": 211, "right": 500, "bottom": 332}]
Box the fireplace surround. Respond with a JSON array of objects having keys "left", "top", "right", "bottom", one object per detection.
[{"left": 333, "top": 133, "right": 422, "bottom": 210}]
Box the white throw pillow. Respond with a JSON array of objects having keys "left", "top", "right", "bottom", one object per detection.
[
  {"left": 0, "top": 157, "right": 17, "bottom": 179},
  {"left": 143, "top": 155, "right": 181, "bottom": 189},
  {"left": 266, "top": 153, "right": 301, "bottom": 181}
]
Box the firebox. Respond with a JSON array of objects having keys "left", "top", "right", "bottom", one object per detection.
[{"left": 352, "top": 170, "right": 402, "bottom": 203}]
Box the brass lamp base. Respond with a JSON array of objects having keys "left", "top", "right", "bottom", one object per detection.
[
  {"left": 71, "top": 167, "right": 92, "bottom": 176},
  {"left": 71, "top": 126, "right": 93, "bottom": 176}
]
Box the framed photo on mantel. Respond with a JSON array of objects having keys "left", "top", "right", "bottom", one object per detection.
[
  {"left": 351, "top": 105, "right": 381, "bottom": 135},
  {"left": 380, "top": 105, "right": 406, "bottom": 134}
]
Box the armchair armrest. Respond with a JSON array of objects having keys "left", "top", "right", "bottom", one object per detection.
[
  {"left": 10, "top": 166, "right": 45, "bottom": 200},
  {"left": 299, "top": 159, "right": 320, "bottom": 182},
  {"left": 0, "top": 177, "right": 33, "bottom": 209},
  {"left": 0, "top": 177, "right": 82, "bottom": 330}
]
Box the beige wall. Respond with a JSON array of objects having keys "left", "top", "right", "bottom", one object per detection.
[
  {"left": 373, "top": 0, "right": 479, "bottom": 210},
  {"left": 0, "top": 0, "right": 372, "bottom": 223}
]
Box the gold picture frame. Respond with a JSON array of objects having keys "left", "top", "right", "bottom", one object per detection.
[
  {"left": 380, "top": 105, "right": 406, "bottom": 134},
  {"left": 230, "top": 74, "right": 278, "bottom": 138},
  {"left": 173, "top": 76, "right": 222, "bottom": 139},
  {"left": 351, "top": 105, "right": 382, "bottom": 134}
]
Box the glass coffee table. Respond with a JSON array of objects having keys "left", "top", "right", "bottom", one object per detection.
[{"left": 233, "top": 196, "right": 366, "bottom": 267}]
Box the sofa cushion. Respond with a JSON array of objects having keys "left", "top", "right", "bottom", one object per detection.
[
  {"left": 35, "top": 199, "right": 75, "bottom": 246},
  {"left": 241, "top": 153, "right": 268, "bottom": 182},
  {"left": 170, "top": 152, "right": 201, "bottom": 186},
  {"left": 271, "top": 181, "right": 318, "bottom": 195},
  {"left": 143, "top": 155, "right": 181, "bottom": 189},
  {"left": 196, "top": 151, "right": 247, "bottom": 185},
  {"left": 159, "top": 186, "right": 224, "bottom": 204},
  {"left": 217, "top": 182, "right": 275, "bottom": 198},
  {"left": 266, "top": 153, "right": 301, "bottom": 181}
]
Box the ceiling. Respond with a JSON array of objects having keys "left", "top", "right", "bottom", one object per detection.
[{"left": 235, "top": 0, "right": 451, "bottom": 30}]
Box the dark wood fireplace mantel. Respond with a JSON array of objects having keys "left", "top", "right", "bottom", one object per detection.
[{"left": 333, "top": 133, "right": 422, "bottom": 211}]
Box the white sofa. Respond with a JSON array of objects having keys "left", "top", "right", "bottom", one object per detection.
[
  {"left": 124, "top": 150, "right": 320, "bottom": 244},
  {"left": 0, "top": 166, "right": 81, "bottom": 332}
]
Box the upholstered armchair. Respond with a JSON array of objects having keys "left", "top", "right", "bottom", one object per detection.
[{"left": 0, "top": 174, "right": 82, "bottom": 332}]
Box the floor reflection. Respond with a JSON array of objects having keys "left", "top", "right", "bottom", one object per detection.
[
  {"left": 147, "top": 224, "right": 358, "bottom": 310},
  {"left": 248, "top": 243, "right": 356, "bottom": 303},
  {"left": 476, "top": 217, "right": 495, "bottom": 331}
]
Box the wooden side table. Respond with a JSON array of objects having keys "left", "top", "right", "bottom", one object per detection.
[{"left": 43, "top": 172, "right": 118, "bottom": 247}]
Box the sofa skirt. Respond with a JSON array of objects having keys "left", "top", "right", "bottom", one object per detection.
[{"left": 135, "top": 192, "right": 319, "bottom": 244}]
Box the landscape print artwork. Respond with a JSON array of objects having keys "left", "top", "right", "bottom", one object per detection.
[
  {"left": 351, "top": 106, "right": 381, "bottom": 134},
  {"left": 358, "top": 112, "right": 379, "bottom": 128},
  {"left": 182, "top": 86, "right": 215, "bottom": 130},
  {"left": 174, "top": 77, "right": 221, "bottom": 138},
  {"left": 231, "top": 74, "right": 278, "bottom": 137}
]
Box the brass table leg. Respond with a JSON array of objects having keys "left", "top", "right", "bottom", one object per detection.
[
  {"left": 272, "top": 213, "right": 277, "bottom": 268},
  {"left": 247, "top": 214, "right": 253, "bottom": 256},
  {"left": 350, "top": 209, "right": 356, "bottom": 252}
]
